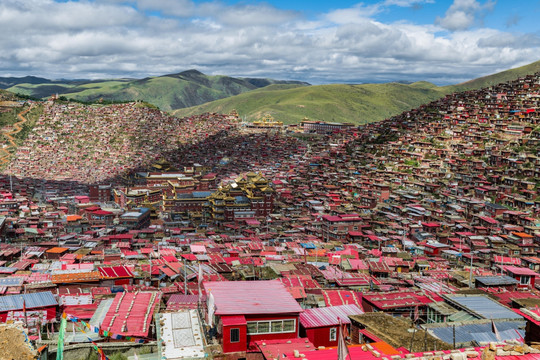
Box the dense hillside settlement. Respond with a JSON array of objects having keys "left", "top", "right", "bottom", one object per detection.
[{"left": 0, "top": 74, "right": 538, "bottom": 360}]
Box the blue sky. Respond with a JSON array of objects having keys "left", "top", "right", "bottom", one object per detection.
[{"left": 1, "top": 0, "right": 540, "bottom": 84}]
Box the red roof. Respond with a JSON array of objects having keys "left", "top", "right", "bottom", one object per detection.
[
  {"left": 479, "top": 216, "right": 499, "bottom": 224},
  {"left": 222, "top": 315, "right": 247, "bottom": 326},
  {"left": 321, "top": 290, "right": 363, "bottom": 308},
  {"left": 204, "top": 280, "right": 302, "bottom": 315},
  {"left": 92, "top": 210, "right": 113, "bottom": 216},
  {"left": 166, "top": 294, "right": 200, "bottom": 311},
  {"left": 363, "top": 291, "right": 432, "bottom": 309},
  {"left": 503, "top": 266, "right": 538, "bottom": 276},
  {"left": 98, "top": 266, "right": 134, "bottom": 279},
  {"left": 101, "top": 291, "right": 160, "bottom": 337},
  {"left": 514, "top": 308, "right": 540, "bottom": 326},
  {"left": 63, "top": 303, "right": 98, "bottom": 319},
  {"left": 300, "top": 304, "right": 363, "bottom": 328}
]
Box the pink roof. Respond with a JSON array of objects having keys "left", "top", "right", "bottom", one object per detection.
[
  {"left": 245, "top": 219, "right": 261, "bottom": 226},
  {"left": 300, "top": 304, "right": 363, "bottom": 328},
  {"left": 101, "top": 291, "right": 160, "bottom": 337},
  {"left": 204, "top": 280, "right": 302, "bottom": 315},
  {"left": 494, "top": 256, "right": 521, "bottom": 265},
  {"left": 190, "top": 244, "right": 207, "bottom": 253},
  {"left": 503, "top": 266, "right": 538, "bottom": 276}
]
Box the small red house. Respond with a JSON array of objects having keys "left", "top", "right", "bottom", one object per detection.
[
  {"left": 0, "top": 291, "right": 58, "bottom": 323},
  {"left": 502, "top": 265, "right": 538, "bottom": 289},
  {"left": 204, "top": 280, "right": 303, "bottom": 355},
  {"left": 299, "top": 304, "right": 363, "bottom": 347}
]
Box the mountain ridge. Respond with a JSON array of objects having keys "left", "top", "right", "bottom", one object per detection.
[
  {"left": 3, "top": 71, "right": 310, "bottom": 111},
  {"left": 173, "top": 60, "right": 540, "bottom": 124}
]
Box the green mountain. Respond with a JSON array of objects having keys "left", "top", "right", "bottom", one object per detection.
[
  {"left": 173, "top": 60, "right": 540, "bottom": 124},
  {"left": 445, "top": 59, "right": 540, "bottom": 92},
  {"left": 0, "top": 76, "right": 52, "bottom": 89},
  {"left": 5, "top": 70, "right": 309, "bottom": 111},
  {"left": 172, "top": 82, "right": 444, "bottom": 124}
]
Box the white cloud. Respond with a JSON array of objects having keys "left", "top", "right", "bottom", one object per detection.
[
  {"left": 325, "top": 3, "right": 382, "bottom": 24},
  {"left": 435, "top": 0, "right": 496, "bottom": 31},
  {"left": 137, "top": 0, "right": 195, "bottom": 18},
  {"left": 0, "top": 0, "right": 538, "bottom": 86},
  {"left": 383, "top": 0, "right": 434, "bottom": 7}
]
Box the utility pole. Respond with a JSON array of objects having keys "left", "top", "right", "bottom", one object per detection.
[
  {"left": 469, "top": 252, "right": 474, "bottom": 288},
  {"left": 184, "top": 257, "right": 187, "bottom": 294},
  {"left": 409, "top": 322, "right": 416, "bottom": 353},
  {"left": 9, "top": 162, "right": 12, "bottom": 194}
]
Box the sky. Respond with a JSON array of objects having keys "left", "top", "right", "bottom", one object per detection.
[{"left": 1, "top": 0, "right": 540, "bottom": 85}]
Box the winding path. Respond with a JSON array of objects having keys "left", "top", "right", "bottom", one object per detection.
[{"left": 0, "top": 103, "right": 33, "bottom": 165}]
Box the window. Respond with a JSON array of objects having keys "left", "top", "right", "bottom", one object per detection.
[
  {"left": 230, "top": 328, "right": 240, "bottom": 343},
  {"left": 520, "top": 275, "right": 531, "bottom": 285},
  {"left": 329, "top": 327, "right": 337, "bottom": 341},
  {"left": 246, "top": 319, "right": 296, "bottom": 335},
  {"left": 258, "top": 322, "right": 270, "bottom": 333}
]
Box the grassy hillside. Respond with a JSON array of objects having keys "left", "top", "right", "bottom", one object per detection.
[
  {"left": 173, "top": 82, "right": 445, "bottom": 124},
  {"left": 5, "top": 59, "right": 540, "bottom": 125},
  {"left": 6, "top": 70, "right": 309, "bottom": 111},
  {"left": 174, "top": 60, "right": 540, "bottom": 125},
  {"left": 445, "top": 60, "right": 540, "bottom": 92}
]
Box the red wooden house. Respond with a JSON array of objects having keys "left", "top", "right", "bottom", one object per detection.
[
  {"left": 299, "top": 304, "right": 363, "bottom": 347},
  {"left": 204, "top": 280, "right": 303, "bottom": 355},
  {"left": 502, "top": 265, "right": 538, "bottom": 289}
]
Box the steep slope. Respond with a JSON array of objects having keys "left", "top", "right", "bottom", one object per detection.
[
  {"left": 5, "top": 102, "right": 239, "bottom": 183},
  {"left": 446, "top": 60, "right": 540, "bottom": 92},
  {"left": 173, "top": 82, "right": 445, "bottom": 124},
  {"left": 6, "top": 70, "right": 309, "bottom": 111}
]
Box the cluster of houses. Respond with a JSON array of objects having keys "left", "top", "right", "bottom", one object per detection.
[
  {"left": 7, "top": 101, "right": 238, "bottom": 184},
  {"left": 0, "top": 73, "right": 538, "bottom": 359}
]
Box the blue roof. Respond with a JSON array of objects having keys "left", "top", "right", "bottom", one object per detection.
[
  {"left": 0, "top": 291, "right": 57, "bottom": 311},
  {"left": 445, "top": 295, "right": 523, "bottom": 320},
  {"left": 475, "top": 276, "right": 519, "bottom": 286},
  {"left": 429, "top": 320, "right": 525, "bottom": 344},
  {"left": 192, "top": 191, "right": 212, "bottom": 198},
  {"left": 234, "top": 196, "right": 250, "bottom": 204},
  {"left": 0, "top": 277, "right": 24, "bottom": 287}
]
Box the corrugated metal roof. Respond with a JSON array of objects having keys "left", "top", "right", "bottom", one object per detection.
[
  {"left": 101, "top": 291, "right": 160, "bottom": 337},
  {"left": 90, "top": 298, "right": 113, "bottom": 328},
  {"left": 475, "top": 276, "right": 518, "bottom": 286},
  {"left": 204, "top": 280, "right": 303, "bottom": 315},
  {"left": 469, "top": 328, "right": 525, "bottom": 344},
  {"left": 0, "top": 291, "right": 57, "bottom": 312},
  {"left": 300, "top": 304, "right": 363, "bottom": 328},
  {"left": 428, "top": 320, "right": 526, "bottom": 345},
  {"left": 444, "top": 295, "right": 523, "bottom": 319},
  {"left": 0, "top": 277, "right": 24, "bottom": 287}
]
